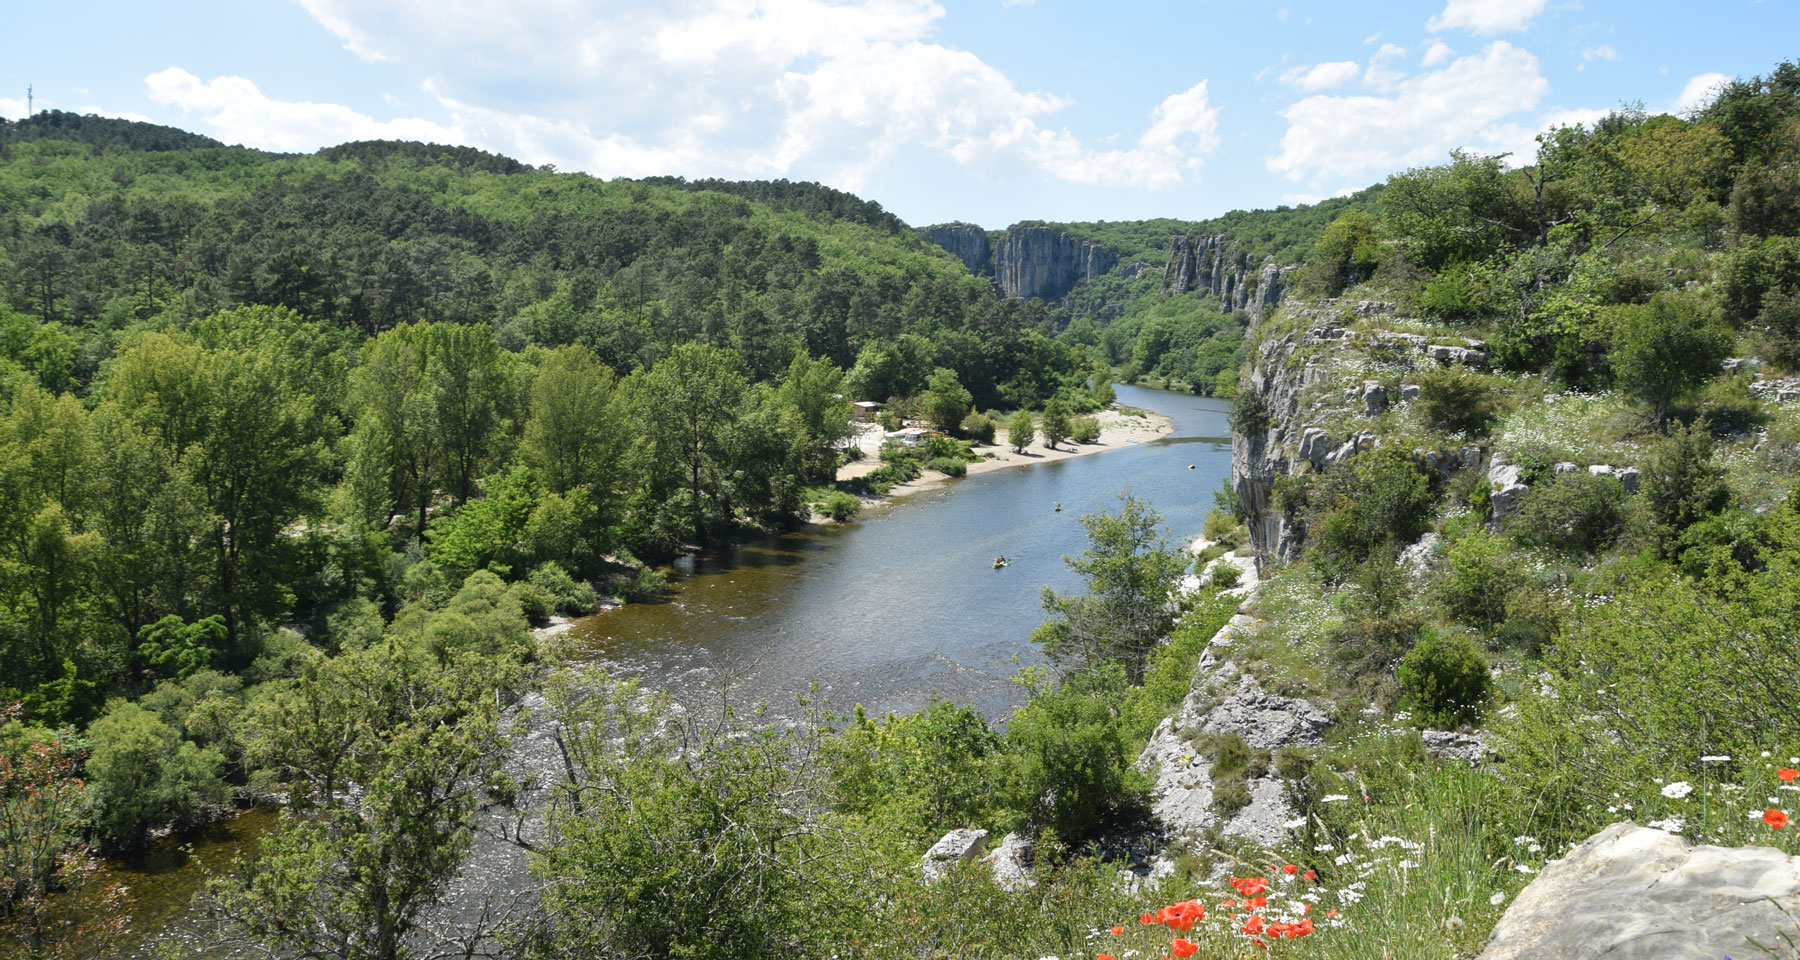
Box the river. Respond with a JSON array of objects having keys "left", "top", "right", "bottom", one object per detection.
[{"left": 94, "top": 383, "right": 1234, "bottom": 957}]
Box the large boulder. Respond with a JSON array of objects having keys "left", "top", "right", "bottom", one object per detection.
[
  {"left": 921, "top": 828, "right": 989, "bottom": 883},
  {"left": 1479, "top": 823, "right": 1800, "bottom": 959}
]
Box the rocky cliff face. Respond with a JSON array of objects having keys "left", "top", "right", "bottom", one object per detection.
[
  {"left": 922, "top": 223, "right": 992, "bottom": 276},
  {"left": 922, "top": 223, "right": 1117, "bottom": 301},
  {"left": 1164, "top": 233, "right": 1298, "bottom": 319},
  {"left": 992, "top": 226, "right": 1118, "bottom": 301}
]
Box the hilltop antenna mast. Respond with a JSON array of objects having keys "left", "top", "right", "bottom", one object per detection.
[{"left": 26, "top": 85, "right": 32, "bottom": 116}]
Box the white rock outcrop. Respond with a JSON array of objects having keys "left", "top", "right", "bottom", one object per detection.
[
  {"left": 1478, "top": 822, "right": 1800, "bottom": 959},
  {"left": 921, "top": 828, "right": 988, "bottom": 883}
]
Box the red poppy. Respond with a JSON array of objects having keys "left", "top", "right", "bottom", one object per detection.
[
  {"left": 1282, "top": 863, "right": 1298, "bottom": 875},
  {"left": 1171, "top": 938, "right": 1199, "bottom": 958},
  {"left": 1242, "top": 916, "right": 1266, "bottom": 935},
  {"left": 1303, "top": 869, "right": 1317, "bottom": 881},
  {"left": 1139, "top": 911, "right": 1157, "bottom": 925},
  {"left": 1097, "top": 954, "right": 1115, "bottom": 960},
  {"left": 1326, "top": 908, "right": 1339, "bottom": 918},
  {"left": 1111, "top": 925, "right": 1124, "bottom": 936},
  {"left": 1766, "top": 808, "right": 1790, "bottom": 829},
  {"left": 1781, "top": 768, "right": 1799, "bottom": 783}
]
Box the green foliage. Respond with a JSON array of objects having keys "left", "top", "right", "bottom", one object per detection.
[
  {"left": 1641, "top": 421, "right": 1731, "bottom": 539},
  {"left": 1309, "top": 209, "right": 1383, "bottom": 295},
  {"left": 960, "top": 411, "right": 997, "bottom": 445},
  {"left": 427, "top": 466, "right": 543, "bottom": 575},
  {"left": 1721, "top": 234, "right": 1800, "bottom": 327},
  {"left": 829, "top": 698, "right": 1007, "bottom": 844},
  {"left": 213, "top": 640, "right": 526, "bottom": 960},
  {"left": 528, "top": 562, "right": 596, "bottom": 617},
  {"left": 83, "top": 701, "right": 229, "bottom": 849},
  {"left": 1311, "top": 448, "right": 1435, "bottom": 572},
  {"left": 535, "top": 674, "right": 856, "bottom": 960},
  {"left": 1116, "top": 595, "right": 1239, "bottom": 743},
  {"left": 135, "top": 614, "right": 227, "bottom": 682},
  {"left": 1007, "top": 409, "right": 1035, "bottom": 453},
  {"left": 818, "top": 490, "right": 863, "bottom": 521},
  {"left": 1414, "top": 364, "right": 1498, "bottom": 436},
  {"left": 1069, "top": 415, "right": 1101, "bottom": 444},
  {"left": 1433, "top": 530, "right": 1516, "bottom": 633},
  {"left": 1395, "top": 631, "right": 1490, "bottom": 728},
  {"left": 1503, "top": 526, "right": 1800, "bottom": 835},
  {"left": 1036, "top": 491, "right": 1189, "bottom": 679},
  {"left": 1040, "top": 398, "right": 1071, "bottom": 449},
  {"left": 1206, "top": 561, "right": 1243, "bottom": 590},
  {"left": 927, "top": 456, "right": 968, "bottom": 478},
  {"left": 1609, "top": 293, "right": 1731, "bottom": 422},
  {"left": 1228, "top": 390, "right": 1269, "bottom": 435},
  {"left": 923, "top": 367, "right": 974, "bottom": 432},
  {"left": 1415, "top": 261, "right": 1504, "bottom": 325},
  {"left": 1508, "top": 471, "right": 1626, "bottom": 554},
  {"left": 1003, "top": 665, "right": 1142, "bottom": 840}
]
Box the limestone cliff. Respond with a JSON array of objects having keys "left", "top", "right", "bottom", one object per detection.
[
  {"left": 922, "top": 223, "right": 992, "bottom": 276},
  {"left": 921, "top": 223, "right": 1117, "bottom": 301},
  {"left": 1163, "top": 233, "right": 1298, "bottom": 319}
]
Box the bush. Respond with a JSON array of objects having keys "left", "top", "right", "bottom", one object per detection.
[
  {"left": 1433, "top": 530, "right": 1516, "bottom": 632},
  {"left": 617, "top": 564, "right": 668, "bottom": 603},
  {"left": 1415, "top": 261, "right": 1500, "bottom": 325},
  {"left": 1415, "top": 364, "right": 1497, "bottom": 436},
  {"left": 960, "top": 411, "right": 997, "bottom": 445},
  {"left": 1760, "top": 288, "right": 1800, "bottom": 372},
  {"left": 529, "top": 561, "right": 597, "bottom": 616},
  {"left": 1006, "top": 409, "right": 1035, "bottom": 453},
  {"left": 84, "top": 701, "right": 230, "bottom": 848},
  {"left": 1069, "top": 415, "right": 1101, "bottom": 444},
  {"left": 1200, "top": 506, "right": 1240, "bottom": 546},
  {"left": 1396, "top": 631, "right": 1490, "bottom": 728},
  {"left": 926, "top": 457, "right": 967, "bottom": 478},
  {"left": 1205, "top": 561, "right": 1242, "bottom": 590},
  {"left": 820, "top": 490, "right": 862, "bottom": 521},
  {"left": 1508, "top": 471, "right": 1626, "bottom": 554},
  {"left": 1003, "top": 665, "right": 1142, "bottom": 840},
  {"left": 1311, "top": 448, "right": 1434, "bottom": 571},
  {"left": 1641, "top": 421, "right": 1730, "bottom": 540},
  {"left": 1610, "top": 292, "right": 1731, "bottom": 423},
  {"left": 1229, "top": 390, "right": 1270, "bottom": 434}
]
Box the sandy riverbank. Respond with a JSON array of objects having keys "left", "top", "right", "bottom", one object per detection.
[{"left": 834, "top": 405, "right": 1175, "bottom": 500}]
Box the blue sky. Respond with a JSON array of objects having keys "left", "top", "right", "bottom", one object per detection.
[{"left": 3, "top": 1, "right": 1794, "bottom": 229}]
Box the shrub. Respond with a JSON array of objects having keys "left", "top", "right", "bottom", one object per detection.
[
  {"left": 1200, "top": 507, "right": 1241, "bottom": 546},
  {"left": 926, "top": 457, "right": 967, "bottom": 478},
  {"left": 617, "top": 564, "right": 668, "bottom": 603},
  {"left": 1311, "top": 448, "right": 1434, "bottom": 571},
  {"left": 1041, "top": 399, "right": 1071, "bottom": 449},
  {"left": 530, "top": 561, "right": 598, "bottom": 616},
  {"left": 84, "top": 701, "right": 230, "bottom": 848},
  {"left": 1415, "top": 364, "right": 1497, "bottom": 436},
  {"left": 1003, "top": 665, "right": 1142, "bottom": 840},
  {"left": 1396, "top": 631, "right": 1490, "bottom": 728},
  {"left": 1069, "top": 415, "right": 1102, "bottom": 444},
  {"left": 923, "top": 368, "right": 973, "bottom": 431},
  {"left": 1641, "top": 421, "right": 1730, "bottom": 540},
  {"left": 1415, "top": 261, "right": 1500, "bottom": 324},
  {"left": 1610, "top": 292, "right": 1732, "bottom": 423},
  {"left": 1229, "top": 390, "right": 1270, "bottom": 434},
  {"left": 1205, "top": 561, "right": 1242, "bottom": 590},
  {"left": 960, "top": 411, "right": 997, "bottom": 445},
  {"left": 820, "top": 490, "right": 862, "bottom": 521},
  {"left": 1006, "top": 410, "right": 1035, "bottom": 453},
  {"left": 1759, "top": 288, "right": 1800, "bottom": 372},
  {"left": 1433, "top": 530, "right": 1516, "bottom": 632},
  {"left": 1508, "top": 471, "right": 1626, "bottom": 554}
]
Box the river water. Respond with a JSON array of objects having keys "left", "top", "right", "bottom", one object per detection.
[{"left": 95, "top": 383, "right": 1233, "bottom": 957}]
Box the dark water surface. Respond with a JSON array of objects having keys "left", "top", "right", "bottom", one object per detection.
[{"left": 100, "top": 383, "right": 1232, "bottom": 956}]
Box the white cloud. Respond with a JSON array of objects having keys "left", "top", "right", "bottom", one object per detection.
[
  {"left": 1267, "top": 41, "right": 1550, "bottom": 185},
  {"left": 1427, "top": 0, "right": 1548, "bottom": 35},
  {"left": 1581, "top": 44, "right": 1619, "bottom": 62},
  {"left": 285, "top": 0, "right": 1219, "bottom": 191},
  {"left": 0, "top": 98, "right": 25, "bottom": 121},
  {"left": 145, "top": 68, "right": 467, "bottom": 152},
  {"left": 1422, "top": 41, "right": 1455, "bottom": 67},
  {"left": 1279, "top": 61, "right": 1361, "bottom": 92},
  {"left": 1364, "top": 43, "right": 1409, "bottom": 92},
  {"left": 1480, "top": 106, "right": 1611, "bottom": 165},
  {"left": 1281, "top": 192, "right": 1324, "bottom": 205},
  {"left": 1671, "top": 71, "right": 1731, "bottom": 115}
]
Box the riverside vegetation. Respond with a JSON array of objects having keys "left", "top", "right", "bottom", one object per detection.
[{"left": 3, "top": 55, "right": 1800, "bottom": 959}]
